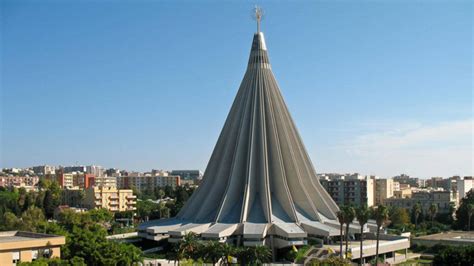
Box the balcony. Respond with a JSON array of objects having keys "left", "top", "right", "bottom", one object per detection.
[
  {"left": 126, "top": 201, "right": 136, "bottom": 205},
  {"left": 126, "top": 195, "right": 137, "bottom": 199},
  {"left": 109, "top": 195, "right": 119, "bottom": 200},
  {"left": 109, "top": 202, "right": 119, "bottom": 206}
]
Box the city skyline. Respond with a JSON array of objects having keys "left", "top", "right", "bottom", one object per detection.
[{"left": 2, "top": 1, "right": 472, "bottom": 178}]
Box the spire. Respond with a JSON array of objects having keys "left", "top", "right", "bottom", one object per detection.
[
  {"left": 248, "top": 6, "right": 268, "bottom": 69},
  {"left": 253, "top": 6, "right": 264, "bottom": 33}
]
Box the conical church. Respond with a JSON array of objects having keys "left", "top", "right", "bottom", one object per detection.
[{"left": 140, "top": 14, "right": 353, "bottom": 249}]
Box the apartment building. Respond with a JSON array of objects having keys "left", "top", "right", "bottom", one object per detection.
[
  {"left": 375, "top": 178, "right": 395, "bottom": 205},
  {"left": 118, "top": 174, "right": 181, "bottom": 192},
  {"left": 385, "top": 190, "right": 456, "bottom": 214},
  {"left": 92, "top": 176, "right": 117, "bottom": 188},
  {"left": 49, "top": 171, "right": 95, "bottom": 189},
  {"left": 170, "top": 170, "right": 203, "bottom": 181},
  {"left": 0, "top": 176, "right": 39, "bottom": 190},
  {"left": 86, "top": 165, "right": 105, "bottom": 177},
  {"left": 393, "top": 174, "right": 423, "bottom": 188},
  {"left": 0, "top": 231, "right": 65, "bottom": 265},
  {"left": 32, "top": 165, "right": 56, "bottom": 176},
  {"left": 457, "top": 177, "right": 473, "bottom": 201},
  {"left": 319, "top": 173, "right": 375, "bottom": 207},
  {"left": 84, "top": 187, "right": 136, "bottom": 212},
  {"left": 425, "top": 176, "right": 460, "bottom": 192},
  {"left": 394, "top": 188, "right": 412, "bottom": 199}
]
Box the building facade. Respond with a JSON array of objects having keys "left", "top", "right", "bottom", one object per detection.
[
  {"left": 118, "top": 174, "right": 181, "bottom": 192},
  {"left": 385, "top": 190, "right": 456, "bottom": 214},
  {"left": 170, "top": 170, "right": 203, "bottom": 181},
  {"left": 375, "top": 179, "right": 395, "bottom": 205},
  {"left": 457, "top": 177, "right": 473, "bottom": 201},
  {"left": 393, "top": 174, "right": 423, "bottom": 188},
  {"left": 32, "top": 165, "right": 56, "bottom": 176},
  {"left": 319, "top": 173, "right": 375, "bottom": 207},
  {"left": 0, "top": 231, "right": 65, "bottom": 265},
  {"left": 84, "top": 187, "right": 136, "bottom": 212},
  {"left": 0, "top": 176, "right": 39, "bottom": 190},
  {"left": 86, "top": 165, "right": 105, "bottom": 177}
]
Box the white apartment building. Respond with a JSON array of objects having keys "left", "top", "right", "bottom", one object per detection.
[
  {"left": 457, "top": 177, "right": 473, "bottom": 202},
  {"left": 86, "top": 165, "right": 105, "bottom": 177}
]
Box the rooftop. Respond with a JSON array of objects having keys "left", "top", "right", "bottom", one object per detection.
[
  {"left": 414, "top": 231, "right": 474, "bottom": 242},
  {"left": 0, "top": 231, "right": 63, "bottom": 243},
  {"left": 0, "top": 231, "right": 66, "bottom": 250}
]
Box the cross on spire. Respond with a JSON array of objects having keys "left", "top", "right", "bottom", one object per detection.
[{"left": 253, "top": 6, "right": 264, "bottom": 32}]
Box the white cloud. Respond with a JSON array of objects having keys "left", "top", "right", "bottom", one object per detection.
[{"left": 316, "top": 119, "right": 473, "bottom": 178}]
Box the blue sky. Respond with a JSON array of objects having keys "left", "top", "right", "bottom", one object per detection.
[{"left": 1, "top": 0, "right": 472, "bottom": 178}]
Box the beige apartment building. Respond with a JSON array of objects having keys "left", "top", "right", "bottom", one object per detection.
[
  {"left": 385, "top": 190, "right": 456, "bottom": 214},
  {"left": 84, "top": 187, "right": 136, "bottom": 212},
  {"left": 375, "top": 178, "right": 395, "bottom": 205},
  {"left": 118, "top": 174, "right": 181, "bottom": 192},
  {"left": 0, "top": 231, "right": 65, "bottom": 265},
  {"left": 394, "top": 188, "right": 412, "bottom": 199}
]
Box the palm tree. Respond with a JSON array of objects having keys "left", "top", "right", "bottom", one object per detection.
[
  {"left": 356, "top": 206, "right": 370, "bottom": 266},
  {"left": 179, "top": 232, "right": 199, "bottom": 260},
  {"left": 468, "top": 204, "right": 474, "bottom": 231},
  {"left": 234, "top": 246, "right": 251, "bottom": 265},
  {"left": 220, "top": 243, "right": 235, "bottom": 266},
  {"left": 336, "top": 209, "right": 345, "bottom": 258},
  {"left": 375, "top": 205, "right": 389, "bottom": 265},
  {"left": 412, "top": 202, "right": 422, "bottom": 229},
  {"left": 428, "top": 203, "right": 438, "bottom": 226},
  {"left": 343, "top": 206, "right": 356, "bottom": 258},
  {"left": 252, "top": 245, "right": 272, "bottom": 265},
  {"left": 203, "top": 241, "right": 224, "bottom": 265}
]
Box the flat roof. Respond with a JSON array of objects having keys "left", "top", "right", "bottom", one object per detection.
[
  {"left": 0, "top": 231, "right": 66, "bottom": 250},
  {"left": 0, "top": 231, "right": 63, "bottom": 243},
  {"left": 0, "top": 235, "right": 35, "bottom": 243},
  {"left": 414, "top": 231, "right": 474, "bottom": 241}
]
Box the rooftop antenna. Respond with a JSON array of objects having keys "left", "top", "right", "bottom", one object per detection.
[{"left": 252, "top": 6, "right": 264, "bottom": 33}]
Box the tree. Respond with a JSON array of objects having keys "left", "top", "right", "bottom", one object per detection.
[
  {"left": 202, "top": 241, "right": 224, "bottom": 265},
  {"left": 43, "top": 190, "right": 58, "bottom": 219},
  {"left": 2, "top": 212, "right": 21, "bottom": 230},
  {"left": 336, "top": 210, "right": 345, "bottom": 259},
  {"left": 137, "top": 200, "right": 160, "bottom": 221},
  {"left": 233, "top": 246, "right": 271, "bottom": 265},
  {"left": 252, "top": 245, "right": 272, "bottom": 264},
  {"left": 412, "top": 202, "right": 422, "bottom": 229},
  {"left": 220, "top": 243, "right": 235, "bottom": 266},
  {"left": 428, "top": 203, "right": 438, "bottom": 226},
  {"left": 179, "top": 232, "right": 199, "bottom": 260},
  {"left": 343, "top": 206, "right": 355, "bottom": 258},
  {"left": 356, "top": 206, "right": 370, "bottom": 266},
  {"left": 155, "top": 188, "right": 165, "bottom": 200},
  {"left": 433, "top": 245, "right": 474, "bottom": 266},
  {"left": 21, "top": 207, "right": 46, "bottom": 232},
  {"left": 375, "top": 205, "right": 389, "bottom": 265},
  {"left": 455, "top": 190, "right": 474, "bottom": 230},
  {"left": 389, "top": 207, "right": 410, "bottom": 228},
  {"left": 467, "top": 204, "right": 474, "bottom": 231}
]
